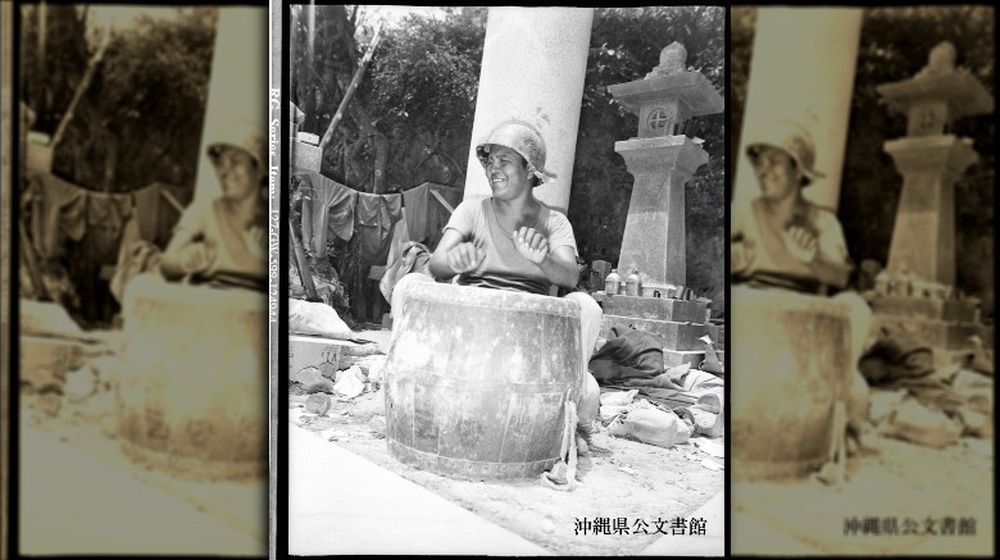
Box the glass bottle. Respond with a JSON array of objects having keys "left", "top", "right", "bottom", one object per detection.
[
  {"left": 625, "top": 269, "right": 641, "bottom": 297},
  {"left": 605, "top": 269, "right": 622, "bottom": 295}
]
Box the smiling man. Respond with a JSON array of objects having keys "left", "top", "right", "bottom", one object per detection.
[{"left": 731, "top": 119, "right": 851, "bottom": 293}]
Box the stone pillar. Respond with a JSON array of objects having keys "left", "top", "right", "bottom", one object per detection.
[
  {"left": 609, "top": 43, "right": 723, "bottom": 292},
  {"left": 732, "top": 7, "right": 862, "bottom": 214},
  {"left": 192, "top": 7, "right": 267, "bottom": 204},
  {"left": 463, "top": 7, "right": 593, "bottom": 214}
]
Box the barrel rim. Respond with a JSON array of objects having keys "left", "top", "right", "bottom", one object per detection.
[
  {"left": 118, "top": 438, "right": 266, "bottom": 482},
  {"left": 405, "top": 281, "right": 581, "bottom": 318},
  {"left": 732, "top": 285, "right": 855, "bottom": 317},
  {"left": 388, "top": 440, "right": 559, "bottom": 481}
]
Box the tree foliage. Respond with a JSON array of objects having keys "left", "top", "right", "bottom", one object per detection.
[
  {"left": 292, "top": 6, "right": 727, "bottom": 321},
  {"left": 572, "top": 6, "right": 726, "bottom": 315},
  {"left": 22, "top": 6, "right": 217, "bottom": 193},
  {"left": 732, "top": 6, "right": 994, "bottom": 314},
  {"left": 291, "top": 6, "right": 486, "bottom": 193}
]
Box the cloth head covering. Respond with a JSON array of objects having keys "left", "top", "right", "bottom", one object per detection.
[
  {"left": 746, "top": 119, "right": 824, "bottom": 187},
  {"left": 207, "top": 119, "right": 266, "bottom": 170}
]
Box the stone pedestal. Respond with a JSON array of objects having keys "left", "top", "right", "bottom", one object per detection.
[
  {"left": 594, "top": 292, "right": 724, "bottom": 368},
  {"left": 615, "top": 136, "right": 708, "bottom": 291},
  {"left": 463, "top": 7, "right": 593, "bottom": 214}
]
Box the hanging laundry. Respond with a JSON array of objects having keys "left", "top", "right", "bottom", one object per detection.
[
  {"left": 382, "top": 207, "right": 412, "bottom": 269},
  {"left": 133, "top": 183, "right": 161, "bottom": 244},
  {"left": 86, "top": 192, "right": 132, "bottom": 259},
  {"left": 402, "top": 182, "right": 463, "bottom": 250},
  {"left": 427, "top": 184, "right": 462, "bottom": 250},
  {"left": 402, "top": 183, "right": 430, "bottom": 242},
  {"left": 32, "top": 173, "right": 87, "bottom": 259},
  {"left": 295, "top": 172, "right": 358, "bottom": 257},
  {"left": 355, "top": 191, "right": 403, "bottom": 268}
]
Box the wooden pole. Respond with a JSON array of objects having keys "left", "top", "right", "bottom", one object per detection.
[
  {"left": 318, "top": 21, "right": 383, "bottom": 155},
  {"left": 289, "top": 217, "right": 318, "bottom": 301},
  {"left": 51, "top": 31, "right": 110, "bottom": 150}
]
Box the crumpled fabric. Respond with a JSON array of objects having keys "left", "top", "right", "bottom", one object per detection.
[
  {"left": 607, "top": 399, "right": 692, "bottom": 448},
  {"left": 603, "top": 361, "right": 725, "bottom": 417},
  {"left": 379, "top": 241, "right": 431, "bottom": 303},
  {"left": 858, "top": 324, "right": 935, "bottom": 385},
  {"left": 110, "top": 217, "right": 162, "bottom": 304},
  {"left": 589, "top": 324, "right": 665, "bottom": 383}
]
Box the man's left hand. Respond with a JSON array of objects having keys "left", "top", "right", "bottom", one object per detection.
[
  {"left": 783, "top": 226, "right": 818, "bottom": 264},
  {"left": 513, "top": 226, "right": 549, "bottom": 265}
]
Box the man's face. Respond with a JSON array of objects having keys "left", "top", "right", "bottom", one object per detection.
[
  {"left": 484, "top": 145, "right": 531, "bottom": 200},
  {"left": 213, "top": 146, "right": 259, "bottom": 201},
  {"left": 751, "top": 145, "right": 802, "bottom": 201}
]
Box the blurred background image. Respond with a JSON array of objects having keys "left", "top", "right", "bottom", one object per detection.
[{"left": 12, "top": 3, "right": 268, "bottom": 556}]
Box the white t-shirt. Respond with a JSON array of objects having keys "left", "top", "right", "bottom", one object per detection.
[{"left": 443, "top": 197, "right": 577, "bottom": 294}]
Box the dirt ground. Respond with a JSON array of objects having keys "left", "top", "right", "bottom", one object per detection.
[
  {"left": 19, "top": 344, "right": 267, "bottom": 548},
  {"left": 289, "top": 329, "right": 725, "bottom": 556},
  {"left": 733, "top": 429, "right": 993, "bottom": 554}
]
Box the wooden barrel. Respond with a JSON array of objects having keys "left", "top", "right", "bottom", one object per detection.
[
  {"left": 114, "top": 273, "right": 267, "bottom": 481},
  {"left": 731, "top": 285, "right": 852, "bottom": 481},
  {"left": 384, "top": 281, "right": 581, "bottom": 480}
]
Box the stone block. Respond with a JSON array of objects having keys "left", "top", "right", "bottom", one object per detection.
[
  {"left": 289, "top": 335, "right": 346, "bottom": 375},
  {"left": 871, "top": 315, "right": 980, "bottom": 352},
  {"left": 591, "top": 260, "right": 611, "bottom": 284},
  {"left": 663, "top": 349, "right": 703, "bottom": 369},
  {"left": 600, "top": 314, "right": 709, "bottom": 352},
  {"left": 293, "top": 139, "right": 322, "bottom": 172},
  {"left": 870, "top": 295, "right": 977, "bottom": 322},
  {"left": 593, "top": 292, "right": 707, "bottom": 323}
]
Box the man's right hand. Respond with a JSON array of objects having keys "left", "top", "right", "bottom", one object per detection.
[
  {"left": 180, "top": 241, "right": 217, "bottom": 275},
  {"left": 446, "top": 242, "right": 486, "bottom": 274},
  {"left": 731, "top": 240, "right": 755, "bottom": 277}
]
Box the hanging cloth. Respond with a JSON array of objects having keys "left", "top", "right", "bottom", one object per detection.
[
  {"left": 295, "top": 172, "right": 358, "bottom": 257},
  {"left": 355, "top": 191, "right": 403, "bottom": 267}
]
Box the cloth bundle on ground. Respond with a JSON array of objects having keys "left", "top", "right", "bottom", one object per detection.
[
  {"left": 589, "top": 324, "right": 724, "bottom": 408},
  {"left": 588, "top": 324, "right": 669, "bottom": 384},
  {"left": 858, "top": 324, "right": 935, "bottom": 385},
  {"left": 110, "top": 217, "right": 162, "bottom": 304},
  {"left": 607, "top": 399, "right": 692, "bottom": 448},
  {"left": 289, "top": 298, "right": 354, "bottom": 339},
  {"left": 378, "top": 241, "right": 431, "bottom": 303}
]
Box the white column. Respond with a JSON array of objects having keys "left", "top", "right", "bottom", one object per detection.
[
  {"left": 193, "top": 7, "right": 267, "bottom": 204},
  {"left": 463, "top": 7, "right": 593, "bottom": 214},
  {"left": 732, "top": 7, "right": 863, "bottom": 214}
]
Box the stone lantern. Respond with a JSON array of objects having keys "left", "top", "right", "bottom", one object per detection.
[
  {"left": 592, "top": 43, "right": 725, "bottom": 368},
  {"left": 607, "top": 41, "right": 723, "bottom": 294},
  {"left": 872, "top": 41, "right": 994, "bottom": 360}
]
